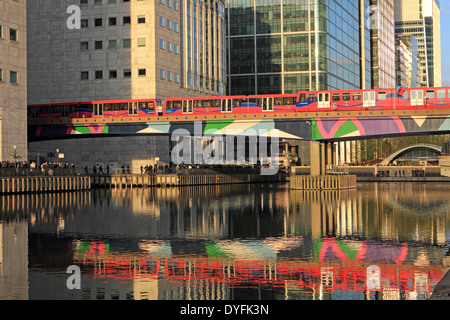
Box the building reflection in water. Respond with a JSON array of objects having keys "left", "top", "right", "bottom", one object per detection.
[{"left": 0, "top": 182, "right": 449, "bottom": 300}]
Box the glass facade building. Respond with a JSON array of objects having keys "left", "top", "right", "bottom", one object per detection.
[
  {"left": 225, "top": 0, "right": 372, "bottom": 95},
  {"left": 369, "top": 0, "right": 396, "bottom": 89},
  {"left": 394, "top": 0, "right": 441, "bottom": 88}
]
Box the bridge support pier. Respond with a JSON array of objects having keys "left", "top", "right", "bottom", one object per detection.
[{"left": 310, "top": 141, "right": 335, "bottom": 175}]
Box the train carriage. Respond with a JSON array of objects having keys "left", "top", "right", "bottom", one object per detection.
[
  {"left": 28, "top": 86, "right": 450, "bottom": 122},
  {"left": 296, "top": 88, "right": 397, "bottom": 111},
  {"left": 397, "top": 87, "right": 450, "bottom": 110}
]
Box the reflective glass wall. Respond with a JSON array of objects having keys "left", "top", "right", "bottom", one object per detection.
[{"left": 226, "top": 0, "right": 370, "bottom": 95}]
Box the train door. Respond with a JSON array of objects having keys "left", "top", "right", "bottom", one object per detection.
[
  {"left": 363, "top": 91, "right": 376, "bottom": 107},
  {"left": 410, "top": 90, "right": 424, "bottom": 106},
  {"left": 93, "top": 103, "right": 103, "bottom": 116},
  {"left": 263, "top": 97, "right": 274, "bottom": 111},
  {"left": 182, "top": 100, "right": 193, "bottom": 114},
  {"left": 318, "top": 92, "right": 330, "bottom": 108},
  {"left": 129, "top": 102, "right": 138, "bottom": 115}
]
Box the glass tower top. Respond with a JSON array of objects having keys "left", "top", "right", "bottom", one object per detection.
[{"left": 226, "top": 0, "right": 372, "bottom": 95}]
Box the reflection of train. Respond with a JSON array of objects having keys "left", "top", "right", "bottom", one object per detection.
[
  {"left": 28, "top": 87, "right": 450, "bottom": 120},
  {"left": 73, "top": 238, "right": 443, "bottom": 299}
]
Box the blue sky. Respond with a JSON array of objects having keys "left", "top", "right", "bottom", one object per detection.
[{"left": 441, "top": 0, "right": 450, "bottom": 86}]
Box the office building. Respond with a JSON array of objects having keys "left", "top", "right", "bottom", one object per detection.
[
  {"left": 394, "top": 0, "right": 441, "bottom": 87},
  {"left": 225, "top": 0, "right": 372, "bottom": 95},
  {"left": 0, "top": 0, "right": 28, "bottom": 162},
  {"left": 27, "top": 0, "right": 227, "bottom": 104},
  {"left": 369, "top": 0, "right": 396, "bottom": 89}
]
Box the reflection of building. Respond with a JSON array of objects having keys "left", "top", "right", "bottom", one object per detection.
[
  {"left": 0, "top": 221, "right": 28, "bottom": 299},
  {"left": 394, "top": 0, "right": 441, "bottom": 87},
  {"left": 395, "top": 36, "right": 421, "bottom": 88},
  {"left": 225, "top": 0, "right": 372, "bottom": 95},
  {"left": 27, "top": 0, "right": 227, "bottom": 104},
  {"left": 0, "top": 0, "right": 28, "bottom": 161}
]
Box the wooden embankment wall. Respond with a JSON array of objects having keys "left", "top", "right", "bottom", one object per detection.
[
  {"left": 92, "top": 173, "right": 286, "bottom": 188},
  {"left": 290, "top": 175, "right": 357, "bottom": 190},
  {"left": 0, "top": 176, "right": 91, "bottom": 194}
]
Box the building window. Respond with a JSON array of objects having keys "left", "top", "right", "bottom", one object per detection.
[
  {"left": 160, "top": 69, "right": 165, "bottom": 79},
  {"left": 159, "top": 39, "right": 164, "bottom": 49},
  {"left": 81, "top": 19, "right": 88, "bottom": 28},
  {"left": 81, "top": 71, "right": 89, "bottom": 80},
  {"left": 173, "top": 1, "right": 178, "bottom": 10},
  {"left": 95, "top": 71, "right": 103, "bottom": 79},
  {"left": 138, "top": 69, "right": 146, "bottom": 76},
  {"left": 159, "top": 16, "right": 164, "bottom": 26},
  {"left": 173, "top": 44, "right": 178, "bottom": 54},
  {"left": 109, "top": 17, "right": 117, "bottom": 26},
  {"left": 123, "top": 38, "right": 131, "bottom": 48},
  {"left": 137, "top": 38, "right": 146, "bottom": 47},
  {"left": 0, "top": 69, "right": 3, "bottom": 82},
  {"left": 138, "top": 16, "right": 146, "bottom": 24},
  {"left": 173, "top": 22, "right": 178, "bottom": 32},
  {"left": 123, "top": 69, "right": 131, "bottom": 78},
  {"left": 95, "top": 40, "right": 103, "bottom": 49},
  {"left": 109, "top": 40, "right": 117, "bottom": 48},
  {"left": 80, "top": 0, "right": 88, "bottom": 5},
  {"left": 109, "top": 70, "right": 117, "bottom": 79},
  {"left": 9, "top": 28, "right": 18, "bottom": 42},
  {"left": 95, "top": 18, "right": 102, "bottom": 27},
  {"left": 123, "top": 16, "right": 131, "bottom": 25},
  {"left": 167, "top": 71, "right": 172, "bottom": 81},
  {"left": 80, "top": 41, "right": 89, "bottom": 51}
]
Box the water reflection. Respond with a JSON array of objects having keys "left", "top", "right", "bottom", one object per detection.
[{"left": 0, "top": 182, "right": 449, "bottom": 300}]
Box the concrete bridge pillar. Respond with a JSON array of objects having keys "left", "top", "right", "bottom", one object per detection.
[{"left": 310, "top": 141, "right": 336, "bottom": 175}]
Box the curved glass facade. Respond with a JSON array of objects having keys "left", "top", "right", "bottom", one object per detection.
[{"left": 226, "top": 0, "right": 371, "bottom": 95}]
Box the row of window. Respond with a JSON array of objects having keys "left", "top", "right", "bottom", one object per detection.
[
  {"left": 80, "top": 38, "right": 148, "bottom": 50},
  {"left": 78, "top": 69, "right": 180, "bottom": 82},
  {"left": 80, "top": 0, "right": 178, "bottom": 10},
  {"left": 79, "top": 38, "right": 180, "bottom": 52},
  {"left": 0, "top": 25, "right": 19, "bottom": 42},
  {"left": 80, "top": 69, "right": 144, "bottom": 80},
  {"left": 0, "top": 69, "right": 19, "bottom": 84}
]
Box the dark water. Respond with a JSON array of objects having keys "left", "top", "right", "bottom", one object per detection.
[{"left": 0, "top": 182, "right": 449, "bottom": 300}]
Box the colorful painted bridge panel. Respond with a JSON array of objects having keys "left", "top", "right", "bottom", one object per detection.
[{"left": 28, "top": 114, "right": 450, "bottom": 142}]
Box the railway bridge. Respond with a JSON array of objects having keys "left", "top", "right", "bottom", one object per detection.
[{"left": 28, "top": 107, "right": 450, "bottom": 174}]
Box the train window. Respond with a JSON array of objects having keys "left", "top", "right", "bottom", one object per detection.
[
  {"left": 202, "top": 100, "right": 212, "bottom": 108},
  {"left": 275, "top": 98, "right": 283, "bottom": 105},
  {"left": 342, "top": 93, "right": 351, "bottom": 101},
  {"left": 437, "top": 90, "right": 446, "bottom": 99},
  {"left": 173, "top": 101, "right": 182, "bottom": 109},
  {"left": 332, "top": 93, "right": 340, "bottom": 102},
  {"left": 402, "top": 91, "right": 408, "bottom": 99},
  {"left": 426, "top": 90, "right": 435, "bottom": 99},
  {"left": 307, "top": 94, "right": 316, "bottom": 103},
  {"left": 299, "top": 94, "right": 306, "bottom": 103},
  {"left": 284, "top": 97, "right": 294, "bottom": 105},
  {"left": 233, "top": 99, "right": 241, "bottom": 107},
  {"left": 352, "top": 92, "right": 361, "bottom": 101},
  {"left": 212, "top": 99, "right": 220, "bottom": 108},
  {"left": 378, "top": 92, "right": 386, "bottom": 100},
  {"left": 193, "top": 100, "right": 202, "bottom": 108}
]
